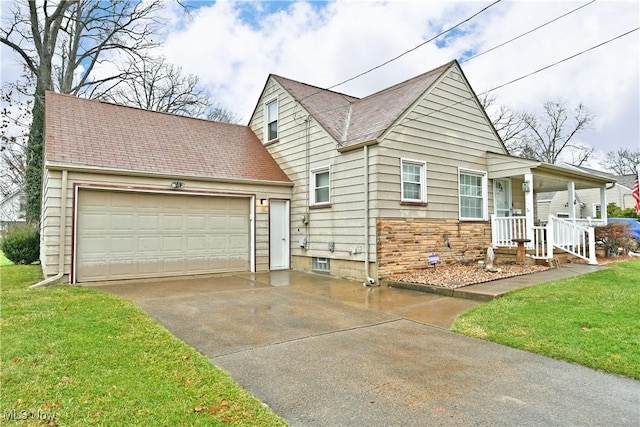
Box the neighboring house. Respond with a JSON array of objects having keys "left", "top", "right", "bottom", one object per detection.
[
  {"left": 40, "top": 60, "right": 614, "bottom": 284},
  {"left": 536, "top": 168, "right": 636, "bottom": 222},
  {"left": 0, "top": 189, "right": 26, "bottom": 237}
]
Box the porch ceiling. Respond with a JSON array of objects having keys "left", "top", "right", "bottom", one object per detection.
[{"left": 487, "top": 152, "right": 615, "bottom": 191}]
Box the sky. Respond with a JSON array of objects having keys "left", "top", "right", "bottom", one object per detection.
[{"left": 2, "top": 0, "right": 639, "bottom": 170}]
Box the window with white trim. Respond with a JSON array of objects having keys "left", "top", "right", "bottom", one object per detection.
[
  {"left": 593, "top": 203, "right": 602, "bottom": 219},
  {"left": 311, "top": 167, "right": 330, "bottom": 206},
  {"left": 401, "top": 159, "right": 426, "bottom": 202},
  {"left": 265, "top": 98, "right": 278, "bottom": 141},
  {"left": 459, "top": 169, "right": 487, "bottom": 220}
]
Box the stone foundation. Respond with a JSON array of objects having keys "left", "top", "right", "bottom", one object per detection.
[{"left": 377, "top": 218, "right": 492, "bottom": 278}]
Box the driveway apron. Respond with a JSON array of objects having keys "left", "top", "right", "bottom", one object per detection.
[{"left": 96, "top": 271, "right": 640, "bottom": 426}]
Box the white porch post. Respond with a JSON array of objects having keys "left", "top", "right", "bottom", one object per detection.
[
  {"left": 567, "top": 181, "right": 576, "bottom": 220},
  {"left": 524, "top": 173, "right": 534, "bottom": 243},
  {"left": 600, "top": 186, "right": 608, "bottom": 223}
]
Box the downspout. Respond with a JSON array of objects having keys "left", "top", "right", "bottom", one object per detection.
[
  {"left": 363, "top": 144, "right": 376, "bottom": 286},
  {"left": 30, "top": 169, "right": 68, "bottom": 288}
]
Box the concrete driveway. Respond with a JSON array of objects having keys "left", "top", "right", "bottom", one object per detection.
[{"left": 95, "top": 271, "right": 640, "bottom": 426}]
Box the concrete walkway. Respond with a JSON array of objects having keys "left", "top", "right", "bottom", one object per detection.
[{"left": 95, "top": 267, "right": 640, "bottom": 426}]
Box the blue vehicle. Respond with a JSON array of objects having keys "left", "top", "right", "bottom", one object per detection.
[{"left": 607, "top": 218, "right": 640, "bottom": 240}]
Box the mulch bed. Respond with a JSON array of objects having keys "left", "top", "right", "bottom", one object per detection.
[
  {"left": 386, "top": 263, "right": 550, "bottom": 289},
  {"left": 386, "top": 255, "right": 639, "bottom": 289}
]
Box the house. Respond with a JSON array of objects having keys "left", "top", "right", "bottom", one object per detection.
[
  {"left": 537, "top": 168, "right": 636, "bottom": 221},
  {"left": 0, "top": 189, "right": 26, "bottom": 237},
  {"left": 40, "top": 60, "right": 615, "bottom": 284}
]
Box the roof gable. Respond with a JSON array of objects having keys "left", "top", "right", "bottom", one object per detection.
[
  {"left": 265, "top": 60, "right": 504, "bottom": 151},
  {"left": 45, "top": 92, "right": 290, "bottom": 183}
]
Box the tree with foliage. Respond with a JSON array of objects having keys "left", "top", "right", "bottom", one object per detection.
[
  {"left": 606, "top": 202, "right": 640, "bottom": 220},
  {"left": 1, "top": 0, "right": 162, "bottom": 223},
  {"left": 600, "top": 148, "right": 640, "bottom": 175}
]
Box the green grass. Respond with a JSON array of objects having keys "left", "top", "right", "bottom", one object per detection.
[
  {"left": 0, "top": 260, "right": 287, "bottom": 426},
  {"left": 453, "top": 259, "right": 640, "bottom": 380},
  {"left": 0, "top": 251, "right": 12, "bottom": 267}
]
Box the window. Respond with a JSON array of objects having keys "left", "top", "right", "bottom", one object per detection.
[
  {"left": 459, "top": 169, "right": 487, "bottom": 220},
  {"left": 401, "top": 159, "right": 426, "bottom": 202},
  {"left": 311, "top": 167, "right": 330, "bottom": 206},
  {"left": 265, "top": 98, "right": 278, "bottom": 141},
  {"left": 593, "top": 203, "right": 602, "bottom": 219},
  {"left": 312, "top": 257, "right": 330, "bottom": 273}
]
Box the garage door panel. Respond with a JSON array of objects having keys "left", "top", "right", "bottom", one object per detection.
[
  {"left": 187, "top": 215, "right": 206, "bottom": 230},
  {"left": 138, "top": 214, "right": 160, "bottom": 230},
  {"left": 229, "top": 235, "right": 249, "bottom": 251},
  {"left": 138, "top": 236, "right": 161, "bottom": 252},
  {"left": 187, "top": 235, "right": 207, "bottom": 251},
  {"left": 111, "top": 236, "right": 135, "bottom": 254},
  {"left": 163, "top": 215, "right": 184, "bottom": 231},
  {"left": 76, "top": 191, "right": 250, "bottom": 282}
]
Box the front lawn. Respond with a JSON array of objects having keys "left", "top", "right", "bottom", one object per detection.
[
  {"left": 452, "top": 259, "right": 640, "bottom": 380},
  {"left": 0, "top": 260, "right": 286, "bottom": 426}
]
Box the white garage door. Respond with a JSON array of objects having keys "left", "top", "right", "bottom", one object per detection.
[{"left": 76, "top": 190, "right": 251, "bottom": 282}]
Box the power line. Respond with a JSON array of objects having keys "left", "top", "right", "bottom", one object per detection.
[
  {"left": 344, "top": 27, "right": 640, "bottom": 145},
  {"left": 296, "top": 0, "right": 598, "bottom": 124},
  {"left": 461, "top": 0, "right": 596, "bottom": 64},
  {"left": 298, "top": 0, "right": 502, "bottom": 102}
]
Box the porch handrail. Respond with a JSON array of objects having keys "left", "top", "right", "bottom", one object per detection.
[
  {"left": 549, "top": 215, "right": 597, "bottom": 265},
  {"left": 490, "top": 215, "right": 527, "bottom": 247}
]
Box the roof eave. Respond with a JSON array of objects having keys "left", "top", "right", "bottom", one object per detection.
[
  {"left": 45, "top": 162, "right": 294, "bottom": 187},
  {"left": 336, "top": 139, "right": 379, "bottom": 153}
]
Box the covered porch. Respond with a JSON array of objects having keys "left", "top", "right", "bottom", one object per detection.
[{"left": 487, "top": 152, "right": 616, "bottom": 265}]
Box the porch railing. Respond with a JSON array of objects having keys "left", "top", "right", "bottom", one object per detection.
[
  {"left": 550, "top": 216, "right": 597, "bottom": 265},
  {"left": 490, "top": 215, "right": 527, "bottom": 247},
  {"left": 490, "top": 214, "right": 597, "bottom": 265}
]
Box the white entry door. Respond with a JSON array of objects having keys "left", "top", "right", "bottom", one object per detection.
[
  {"left": 494, "top": 179, "right": 512, "bottom": 217},
  {"left": 269, "top": 200, "right": 290, "bottom": 270}
]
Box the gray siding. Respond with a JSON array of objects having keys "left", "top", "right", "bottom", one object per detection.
[
  {"left": 40, "top": 168, "right": 290, "bottom": 280},
  {"left": 250, "top": 78, "right": 373, "bottom": 262},
  {"left": 373, "top": 68, "right": 506, "bottom": 220}
]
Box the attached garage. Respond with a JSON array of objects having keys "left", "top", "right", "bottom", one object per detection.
[
  {"left": 75, "top": 190, "right": 251, "bottom": 282},
  {"left": 40, "top": 92, "right": 292, "bottom": 285}
]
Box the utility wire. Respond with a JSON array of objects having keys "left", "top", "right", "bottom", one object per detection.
[
  {"left": 340, "top": 27, "right": 640, "bottom": 145},
  {"left": 295, "top": 0, "right": 598, "bottom": 123},
  {"left": 461, "top": 0, "right": 596, "bottom": 63},
  {"left": 298, "top": 0, "right": 502, "bottom": 101}
]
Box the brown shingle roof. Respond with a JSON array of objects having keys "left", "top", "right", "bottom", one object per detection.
[
  {"left": 273, "top": 61, "right": 454, "bottom": 147},
  {"left": 45, "top": 92, "right": 290, "bottom": 183}
]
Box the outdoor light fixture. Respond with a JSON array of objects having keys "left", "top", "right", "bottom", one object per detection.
[
  {"left": 170, "top": 181, "right": 185, "bottom": 189},
  {"left": 259, "top": 198, "right": 267, "bottom": 206},
  {"left": 522, "top": 181, "right": 531, "bottom": 193}
]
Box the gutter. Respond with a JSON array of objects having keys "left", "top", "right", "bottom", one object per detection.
[
  {"left": 31, "top": 170, "right": 68, "bottom": 289},
  {"left": 45, "top": 162, "right": 294, "bottom": 187}
]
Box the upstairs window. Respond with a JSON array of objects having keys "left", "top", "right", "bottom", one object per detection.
[
  {"left": 311, "top": 166, "right": 330, "bottom": 206},
  {"left": 265, "top": 98, "right": 278, "bottom": 141},
  {"left": 459, "top": 169, "right": 487, "bottom": 220},
  {"left": 401, "top": 159, "right": 426, "bottom": 203}
]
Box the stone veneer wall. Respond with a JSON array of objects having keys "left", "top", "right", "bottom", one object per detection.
[{"left": 377, "top": 218, "right": 492, "bottom": 278}]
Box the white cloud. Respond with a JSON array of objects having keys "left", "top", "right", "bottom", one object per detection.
[{"left": 3, "top": 0, "right": 637, "bottom": 165}]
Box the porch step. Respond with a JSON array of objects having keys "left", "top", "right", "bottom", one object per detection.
[{"left": 493, "top": 248, "right": 574, "bottom": 266}]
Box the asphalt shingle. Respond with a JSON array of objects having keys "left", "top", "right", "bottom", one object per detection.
[{"left": 45, "top": 92, "right": 291, "bottom": 183}]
